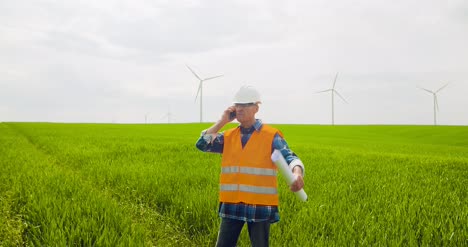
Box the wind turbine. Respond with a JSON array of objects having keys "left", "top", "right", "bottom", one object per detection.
[
  {"left": 316, "top": 72, "right": 347, "bottom": 125},
  {"left": 161, "top": 106, "right": 172, "bottom": 124},
  {"left": 186, "top": 64, "right": 223, "bottom": 123},
  {"left": 418, "top": 83, "right": 449, "bottom": 125},
  {"left": 144, "top": 113, "right": 150, "bottom": 124}
]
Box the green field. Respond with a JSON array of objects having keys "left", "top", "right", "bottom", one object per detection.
[{"left": 1, "top": 122, "right": 467, "bottom": 246}]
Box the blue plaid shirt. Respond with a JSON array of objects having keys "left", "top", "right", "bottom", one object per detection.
[{"left": 195, "top": 119, "right": 304, "bottom": 223}]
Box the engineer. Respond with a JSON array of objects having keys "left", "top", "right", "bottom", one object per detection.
[{"left": 195, "top": 85, "right": 305, "bottom": 247}]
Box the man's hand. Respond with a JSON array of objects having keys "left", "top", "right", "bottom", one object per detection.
[
  {"left": 220, "top": 106, "right": 236, "bottom": 123},
  {"left": 205, "top": 106, "right": 237, "bottom": 135},
  {"left": 289, "top": 166, "right": 304, "bottom": 192}
]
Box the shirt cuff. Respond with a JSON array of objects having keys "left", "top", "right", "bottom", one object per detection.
[
  {"left": 201, "top": 130, "right": 217, "bottom": 144},
  {"left": 289, "top": 159, "right": 305, "bottom": 177}
]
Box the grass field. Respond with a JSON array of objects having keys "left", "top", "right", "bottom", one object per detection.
[{"left": 0, "top": 122, "right": 467, "bottom": 246}]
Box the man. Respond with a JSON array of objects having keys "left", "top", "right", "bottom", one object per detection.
[{"left": 195, "top": 85, "right": 305, "bottom": 247}]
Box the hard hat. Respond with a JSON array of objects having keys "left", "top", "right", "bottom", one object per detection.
[{"left": 232, "top": 85, "right": 262, "bottom": 104}]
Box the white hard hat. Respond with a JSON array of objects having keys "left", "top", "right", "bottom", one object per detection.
[{"left": 232, "top": 85, "right": 261, "bottom": 104}]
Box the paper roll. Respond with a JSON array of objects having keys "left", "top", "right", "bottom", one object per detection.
[{"left": 271, "top": 149, "right": 307, "bottom": 202}]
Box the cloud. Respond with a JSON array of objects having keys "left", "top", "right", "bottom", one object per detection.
[{"left": 1, "top": 0, "right": 467, "bottom": 124}]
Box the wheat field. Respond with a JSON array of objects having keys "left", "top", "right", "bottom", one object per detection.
[{"left": 1, "top": 122, "right": 467, "bottom": 246}]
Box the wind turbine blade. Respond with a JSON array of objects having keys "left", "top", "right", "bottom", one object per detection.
[
  {"left": 436, "top": 82, "right": 449, "bottom": 93},
  {"left": 203, "top": 74, "right": 224, "bottom": 81},
  {"left": 334, "top": 90, "right": 348, "bottom": 103},
  {"left": 194, "top": 83, "right": 202, "bottom": 102},
  {"left": 186, "top": 64, "right": 202, "bottom": 81},
  {"left": 435, "top": 95, "right": 439, "bottom": 111},
  {"left": 417, "top": 86, "right": 434, "bottom": 94},
  {"left": 332, "top": 72, "right": 339, "bottom": 89},
  {"left": 316, "top": 89, "right": 332, "bottom": 93}
]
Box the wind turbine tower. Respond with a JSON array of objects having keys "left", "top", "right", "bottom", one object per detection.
[
  {"left": 186, "top": 64, "right": 223, "bottom": 123},
  {"left": 316, "top": 73, "right": 347, "bottom": 125},
  {"left": 418, "top": 83, "right": 449, "bottom": 125},
  {"left": 161, "top": 106, "right": 172, "bottom": 124}
]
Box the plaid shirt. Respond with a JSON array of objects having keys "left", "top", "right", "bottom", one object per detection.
[
  {"left": 195, "top": 119, "right": 303, "bottom": 223},
  {"left": 219, "top": 202, "right": 279, "bottom": 223}
]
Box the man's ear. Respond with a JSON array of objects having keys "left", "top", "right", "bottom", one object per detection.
[{"left": 254, "top": 104, "right": 259, "bottom": 113}]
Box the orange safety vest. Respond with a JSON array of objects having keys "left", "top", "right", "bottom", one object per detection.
[{"left": 220, "top": 124, "right": 283, "bottom": 206}]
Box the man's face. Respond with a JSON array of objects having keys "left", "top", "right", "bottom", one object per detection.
[{"left": 234, "top": 103, "right": 259, "bottom": 123}]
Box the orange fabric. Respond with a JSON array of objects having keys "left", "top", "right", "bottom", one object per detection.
[{"left": 220, "top": 124, "right": 283, "bottom": 205}]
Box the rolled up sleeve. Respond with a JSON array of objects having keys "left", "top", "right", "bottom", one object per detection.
[
  {"left": 272, "top": 133, "right": 305, "bottom": 176},
  {"left": 195, "top": 130, "right": 225, "bottom": 154}
]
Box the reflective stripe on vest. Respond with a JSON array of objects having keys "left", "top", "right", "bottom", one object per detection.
[
  {"left": 220, "top": 184, "right": 238, "bottom": 191},
  {"left": 221, "top": 166, "right": 239, "bottom": 173},
  {"left": 222, "top": 166, "right": 277, "bottom": 176},
  {"left": 220, "top": 184, "right": 278, "bottom": 195}
]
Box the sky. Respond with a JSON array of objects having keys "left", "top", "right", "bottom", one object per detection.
[{"left": 1, "top": 0, "right": 467, "bottom": 125}]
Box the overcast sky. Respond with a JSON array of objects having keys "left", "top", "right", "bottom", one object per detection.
[{"left": 1, "top": 0, "right": 467, "bottom": 125}]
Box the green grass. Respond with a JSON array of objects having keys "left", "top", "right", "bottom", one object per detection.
[{"left": 0, "top": 122, "right": 467, "bottom": 246}]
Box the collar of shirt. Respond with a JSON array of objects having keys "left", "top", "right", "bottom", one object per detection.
[{"left": 238, "top": 119, "right": 262, "bottom": 134}]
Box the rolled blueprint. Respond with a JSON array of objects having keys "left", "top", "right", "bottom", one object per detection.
[{"left": 271, "top": 149, "right": 308, "bottom": 202}]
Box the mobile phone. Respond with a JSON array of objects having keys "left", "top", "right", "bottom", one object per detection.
[{"left": 229, "top": 111, "right": 236, "bottom": 120}]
